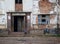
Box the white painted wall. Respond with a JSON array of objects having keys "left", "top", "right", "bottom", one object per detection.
[
  {"left": 0, "top": 0, "right": 15, "bottom": 29},
  {"left": 49, "top": 0, "right": 56, "bottom": 3},
  {"left": 50, "top": 15, "right": 57, "bottom": 24},
  {"left": 32, "top": 0, "right": 40, "bottom": 14},
  {"left": 23, "top": 0, "right": 33, "bottom": 12},
  {"left": 4, "top": 0, "right": 15, "bottom": 12}
]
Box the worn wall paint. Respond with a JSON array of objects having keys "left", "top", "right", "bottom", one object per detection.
[
  {"left": 49, "top": 0, "right": 56, "bottom": 3},
  {"left": 0, "top": 0, "right": 59, "bottom": 29},
  {"left": 31, "top": 0, "right": 57, "bottom": 25},
  {"left": 0, "top": 0, "right": 15, "bottom": 29},
  {"left": 31, "top": 0, "right": 57, "bottom": 29},
  {"left": 23, "top": 0, "right": 33, "bottom": 12},
  {"left": 50, "top": 15, "right": 57, "bottom": 24}
]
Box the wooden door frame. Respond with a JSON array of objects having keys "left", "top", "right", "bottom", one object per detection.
[
  {"left": 12, "top": 16, "right": 25, "bottom": 32},
  {"left": 7, "top": 12, "right": 31, "bottom": 34}
]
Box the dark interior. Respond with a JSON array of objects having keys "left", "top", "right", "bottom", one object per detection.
[
  {"left": 42, "top": 15, "right": 46, "bottom": 17},
  {"left": 42, "top": 19, "right": 46, "bottom": 22},
  {"left": 14, "top": 16, "right": 24, "bottom": 32},
  {"left": 15, "top": 0, "right": 22, "bottom": 4}
]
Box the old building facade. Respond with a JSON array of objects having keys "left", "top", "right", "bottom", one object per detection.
[{"left": 0, "top": 0, "right": 60, "bottom": 35}]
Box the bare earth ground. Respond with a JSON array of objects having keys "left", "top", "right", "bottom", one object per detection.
[{"left": 0, "top": 37, "right": 60, "bottom": 44}]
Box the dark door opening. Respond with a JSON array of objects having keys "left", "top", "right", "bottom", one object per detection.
[{"left": 14, "top": 16, "right": 24, "bottom": 32}]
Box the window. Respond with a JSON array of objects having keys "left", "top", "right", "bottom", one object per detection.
[
  {"left": 38, "top": 15, "right": 49, "bottom": 24},
  {"left": 42, "top": 19, "right": 46, "bottom": 24},
  {"left": 42, "top": 19, "right": 46, "bottom": 22},
  {"left": 38, "top": 15, "right": 41, "bottom": 24},
  {"left": 15, "top": 0, "right": 22, "bottom": 4},
  {"left": 42, "top": 15, "right": 46, "bottom": 17}
]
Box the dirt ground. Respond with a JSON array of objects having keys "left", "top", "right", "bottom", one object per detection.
[{"left": 0, "top": 37, "right": 60, "bottom": 44}]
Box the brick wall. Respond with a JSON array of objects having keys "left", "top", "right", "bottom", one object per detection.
[
  {"left": 50, "top": 15, "right": 56, "bottom": 19},
  {"left": 31, "top": 14, "right": 56, "bottom": 30},
  {"left": 38, "top": 0, "right": 53, "bottom": 13},
  {"left": 15, "top": 4, "right": 23, "bottom": 11},
  {"left": 31, "top": 0, "right": 56, "bottom": 30}
]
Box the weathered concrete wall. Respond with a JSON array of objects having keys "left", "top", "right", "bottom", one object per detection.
[
  {"left": 0, "top": 0, "right": 58, "bottom": 35},
  {"left": 0, "top": 0, "right": 15, "bottom": 29},
  {"left": 23, "top": 0, "right": 33, "bottom": 12},
  {"left": 0, "top": 29, "right": 8, "bottom": 36},
  {"left": 31, "top": 15, "right": 57, "bottom": 29},
  {"left": 31, "top": 0, "right": 57, "bottom": 29},
  {"left": 50, "top": 15, "right": 57, "bottom": 24}
]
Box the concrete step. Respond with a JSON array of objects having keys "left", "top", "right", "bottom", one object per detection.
[{"left": 9, "top": 32, "right": 24, "bottom": 37}]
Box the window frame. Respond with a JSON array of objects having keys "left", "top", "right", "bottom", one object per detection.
[{"left": 38, "top": 15, "right": 50, "bottom": 24}]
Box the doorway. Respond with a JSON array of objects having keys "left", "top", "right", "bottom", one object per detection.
[{"left": 12, "top": 16, "right": 24, "bottom": 32}]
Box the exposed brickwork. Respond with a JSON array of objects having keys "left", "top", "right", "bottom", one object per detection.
[
  {"left": 38, "top": 25, "right": 46, "bottom": 29},
  {"left": 38, "top": 0, "right": 53, "bottom": 13},
  {"left": 49, "top": 24, "right": 57, "bottom": 29},
  {"left": 50, "top": 15, "right": 56, "bottom": 19},
  {"left": 36, "top": 16, "right": 38, "bottom": 24},
  {"left": 15, "top": 4, "right": 23, "bottom": 11},
  {"left": 31, "top": 24, "right": 47, "bottom": 29},
  {"left": 33, "top": 15, "right": 56, "bottom": 30},
  {"left": 31, "top": 24, "right": 57, "bottom": 30}
]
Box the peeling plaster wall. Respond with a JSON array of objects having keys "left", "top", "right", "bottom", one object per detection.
[
  {"left": 50, "top": 15, "right": 57, "bottom": 24},
  {"left": 0, "top": 0, "right": 15, "bottom": 29},
  {"left": 0, "top": 0, "right": 58, "bottom": 29},
  {"left": 23, "top": 0, "right": 33, "bottom": 12},
  {"left": 38, "top": 0, "right": 55, "bottom": 14},
  {"left": 31, "top": 0, "right": 56, "bottom": 24},
  {"left": 49, "top": 0, "right": 56, "bottom": 3},
  {"left": 31, "top": 0, "right": 57, "bottom": 29}
]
